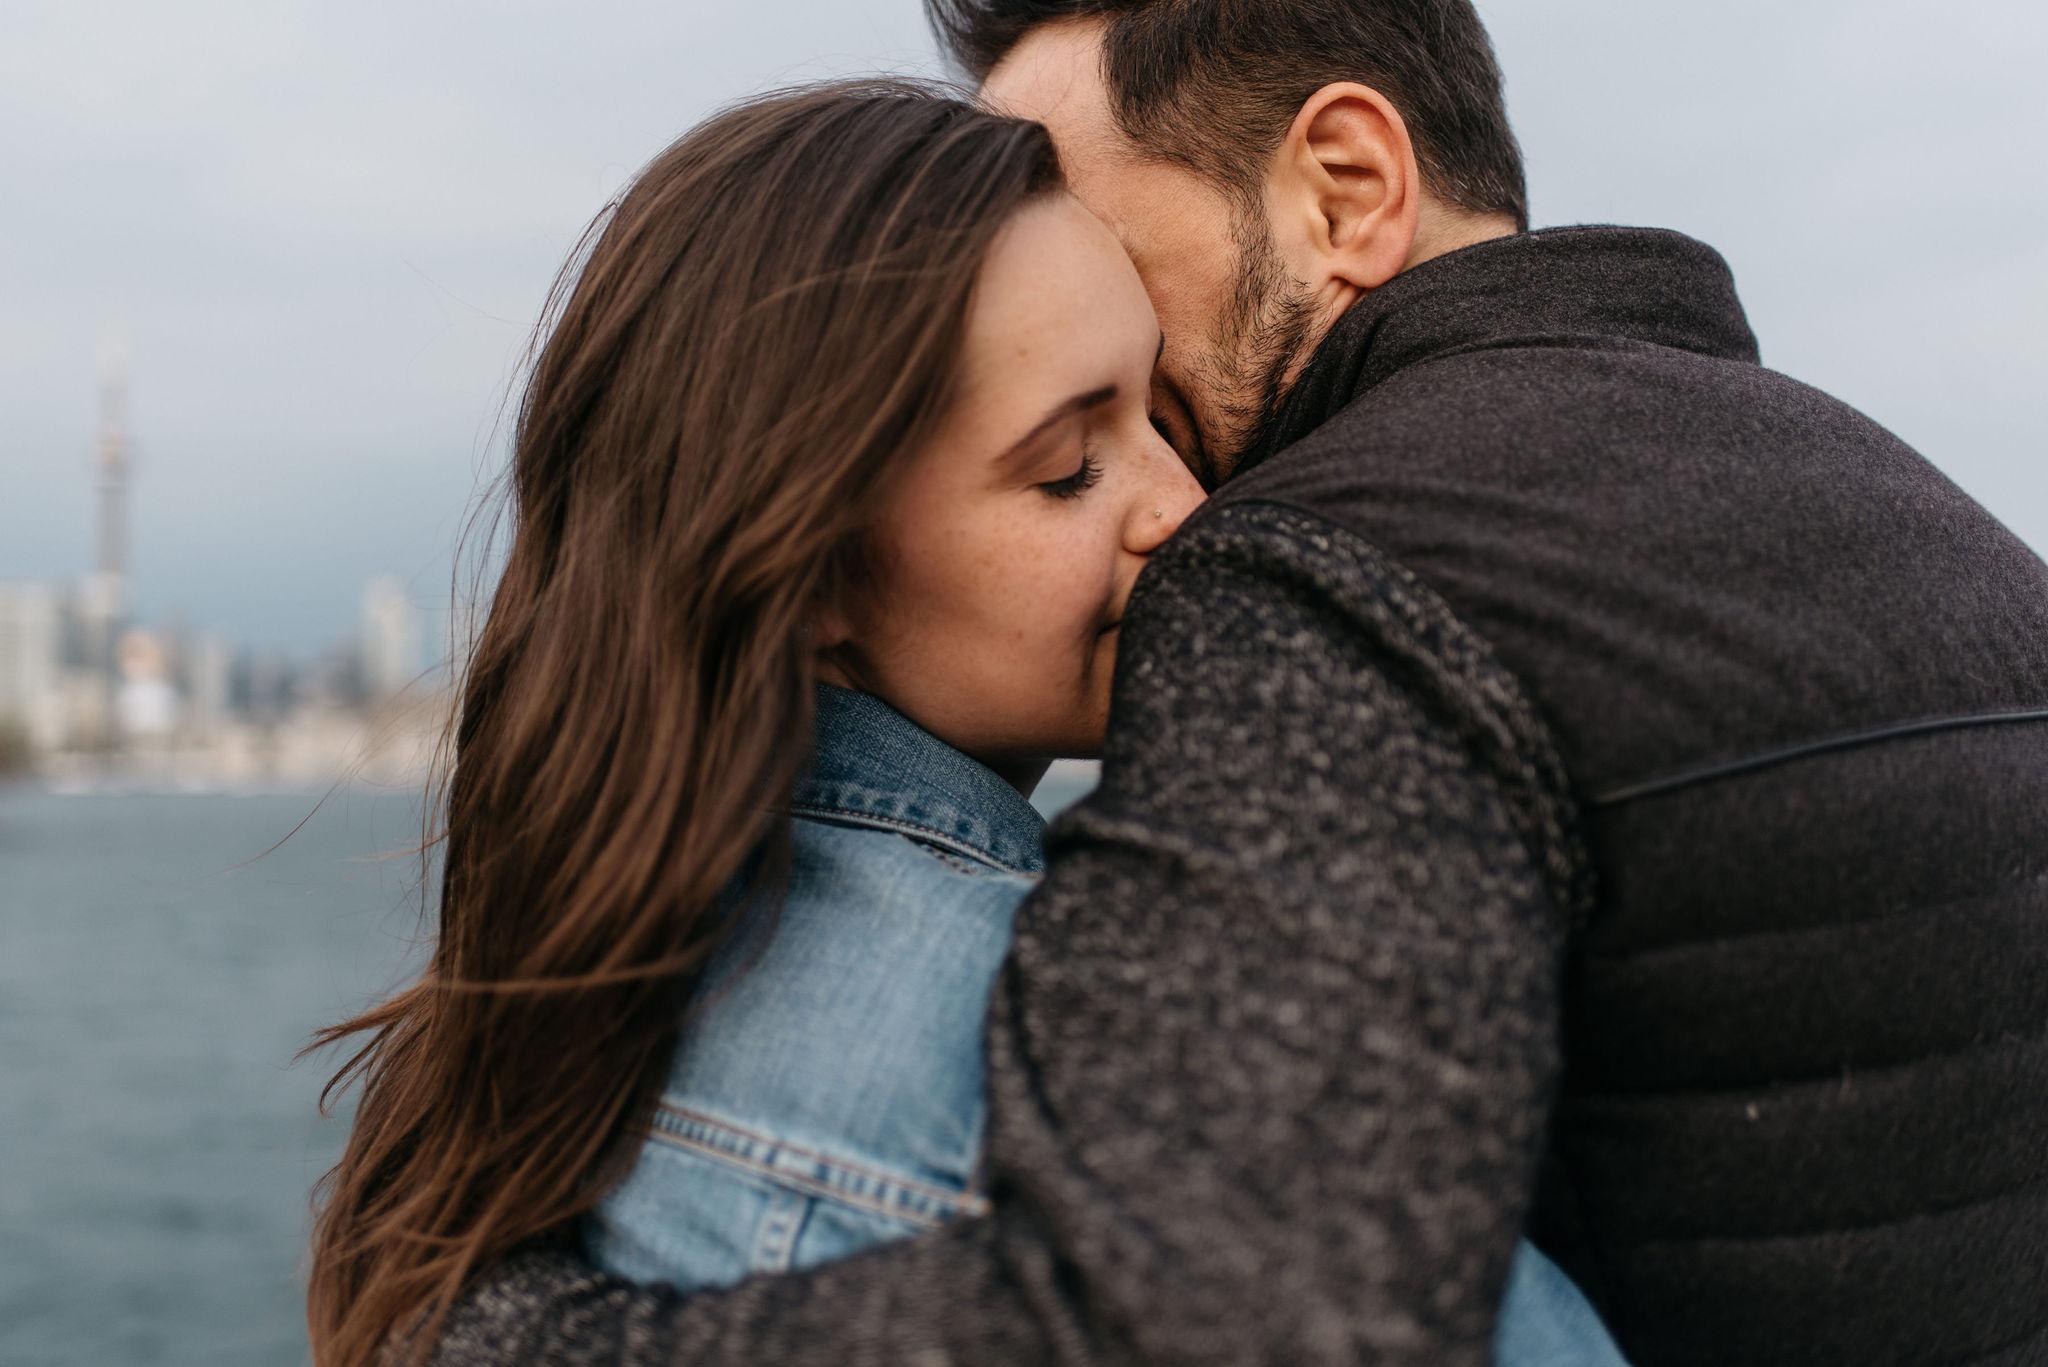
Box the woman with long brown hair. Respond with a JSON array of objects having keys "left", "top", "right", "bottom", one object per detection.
[
  {"left": 305, "top": 78, "right": 1198, "bottom": 1365},
  {"left": 309, "top": 78, "right": 1623, "bottom": 1367}
]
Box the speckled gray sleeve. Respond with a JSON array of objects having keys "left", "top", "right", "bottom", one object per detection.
[{"left": 427, "top": 499, "right": 1587, "bottom": 1367}]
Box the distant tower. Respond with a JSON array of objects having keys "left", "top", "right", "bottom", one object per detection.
[
  {"left": 89, "top": 334, "right": 132, "bottom": 621},
  {"left": 77, "top": 333, "right": 132, "bottom": 747}
]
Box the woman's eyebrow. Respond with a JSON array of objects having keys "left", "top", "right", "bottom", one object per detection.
[{"left": 997, "top": 386, "right": 1117, "bottom": 464}]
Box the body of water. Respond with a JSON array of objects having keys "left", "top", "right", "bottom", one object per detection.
[
  {"left": 0, "top": 788, "right": 429, "bottom": 1367},
  {"left": 0, "top": 764, "right": 1097, "bottom": 1366}
]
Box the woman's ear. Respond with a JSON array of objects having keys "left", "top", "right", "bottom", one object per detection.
[
  {"left": 1268, "top": 82, "right": 1423, "bottom": 307},
  {"left": 808, "top": 599, "right": 863, "bottom": 688},
  {"left": 809, "top": 599, "right": 854, "bottom": 651}
]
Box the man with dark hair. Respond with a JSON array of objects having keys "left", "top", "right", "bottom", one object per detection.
[
  {"left": 933, "top": 0, "right": 1531, "bottom": 485},
  {"left": 433, "top": 4, "right": 2048, "bottom": 1365}
]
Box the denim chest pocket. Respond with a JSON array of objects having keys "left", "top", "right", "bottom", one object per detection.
[{"left": 589, "top": 1102, "right": 989, "bottom": 1291}]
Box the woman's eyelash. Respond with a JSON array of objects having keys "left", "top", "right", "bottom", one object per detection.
[{"left": 1039, "top": 449, "right": 1103, "bottom": 500}]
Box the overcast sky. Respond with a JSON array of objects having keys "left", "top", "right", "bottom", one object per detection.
[{"left": 2, "top": 0, "right": 2042, "bottom": 653}]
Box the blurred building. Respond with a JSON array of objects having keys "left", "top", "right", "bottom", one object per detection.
[
  {"left": 0, "top": 582, "right": 66, "bottom": 760},
  {"left": 184, "top": 632, "right": 233, "bottom": 739},
  {"left": 360, "top": 576, "right": 422, "bottom": 702},
  {"left": 115, "top": 629, "right": 179, "bottom": 741},
  {"left": 4, "top": 354, "right": 446, "bottom": 789}
]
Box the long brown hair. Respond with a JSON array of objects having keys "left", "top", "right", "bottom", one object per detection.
[{"left": 305, "top": 81, "right": 1060, "bottom": 1367}]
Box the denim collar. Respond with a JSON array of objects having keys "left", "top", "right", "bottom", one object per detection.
[{"left": 794, "top": 685, "right": 1046, "bottom": 878}]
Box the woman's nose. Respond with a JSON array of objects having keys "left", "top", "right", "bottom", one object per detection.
[{"left": 1130, "top": 435, "right": 1207, "bottom": 552}]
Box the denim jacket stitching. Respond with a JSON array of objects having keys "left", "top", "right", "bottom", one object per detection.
[
  {"left": 647, "top": 1102, "right": 992, "bottom": 1230},
  {"left": 790, "top": 803, "right": 1039, "bottom": 879},
  {"left": 909, "top": 843, "right": 991, "bottom": 878},
  {"left": 749, "top": 1187, "right": 806, "bottom": 1274}
]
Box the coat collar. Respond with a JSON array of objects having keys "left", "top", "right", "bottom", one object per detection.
[{"left": 1240, "top": 225, "right": 1761, "bottom": 475}]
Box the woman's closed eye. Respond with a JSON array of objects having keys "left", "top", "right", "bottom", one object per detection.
[{"left": 1037, "top": 447, "right": 1102, "bottom": 500}]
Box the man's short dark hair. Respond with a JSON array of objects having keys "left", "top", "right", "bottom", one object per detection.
[{"left": 927, "top": 0, "right": 1528, "bottom": 231}]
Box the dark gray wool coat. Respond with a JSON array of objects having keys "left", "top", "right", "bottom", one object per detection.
[{"left": 427, "top": 228, "right": 2048, "bottom": 1367}]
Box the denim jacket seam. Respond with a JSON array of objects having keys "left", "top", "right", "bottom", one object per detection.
[
  {"left": 917, "top": 846, "right": 990, "bottom": 878},
  {"left": 647, "top": 1102, "right": 992, "bottom": 1229},
  {"left": 790, "top": 802, "right": 1040, "bottom": 879}
]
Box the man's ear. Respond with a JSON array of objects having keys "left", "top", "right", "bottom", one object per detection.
[{"left": 1269, "top": 82, "right": 1422, "bottom": 306}]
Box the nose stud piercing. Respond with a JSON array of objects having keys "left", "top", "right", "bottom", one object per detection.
[{"left": 1153, "top": 508, "right": 1164, "bottom": 518}]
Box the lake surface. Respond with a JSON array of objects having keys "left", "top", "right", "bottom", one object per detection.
[
  {"left": 1, "top": 788, "right": 432, "bottom": 1367},
  {"left": 0, "top": 767, "right": 1096, "bottom": 1367}
]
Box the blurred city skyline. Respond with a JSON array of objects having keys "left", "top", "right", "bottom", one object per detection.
[{"left": 1, "top": 0, "right": 2043, "bottom": 656}]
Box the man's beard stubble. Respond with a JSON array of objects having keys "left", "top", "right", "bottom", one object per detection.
[{"left": 1182, "top": 206, "right": 1322, "bottom": 487}]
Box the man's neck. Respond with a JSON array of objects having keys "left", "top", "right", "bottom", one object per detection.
[
  {"left": 1405, "top": 204, "right": 1519, "bottom": 273},
  {"left": 1231, "top": 226, "right": 1763, "bottom": 481},
  {"left": 1226, "top": 204, "right": 1518, "bottom": 482}
]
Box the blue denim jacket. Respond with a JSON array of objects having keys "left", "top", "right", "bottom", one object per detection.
[{"left": 587, "top": 685, "right": 1626, "bottom": 1366}]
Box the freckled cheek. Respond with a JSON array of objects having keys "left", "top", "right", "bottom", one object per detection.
[
  {"left": 1034, "top": 529, "right": 1116, "bottom": 638},
  {"left": 888, "top": 521, "right": 993, "bottom": 617},
  {"left": 889, "top": 514, "right": 1115, "bottom": 703}
]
